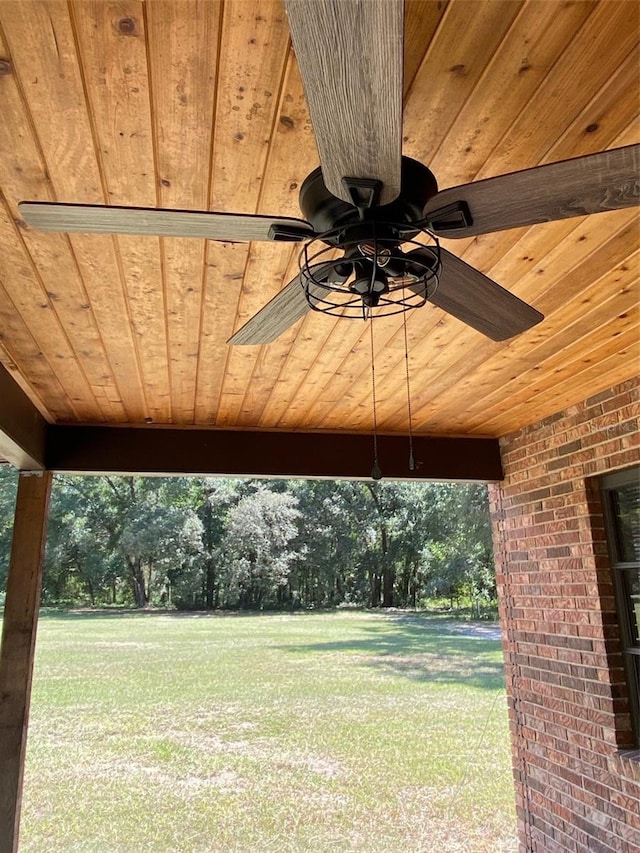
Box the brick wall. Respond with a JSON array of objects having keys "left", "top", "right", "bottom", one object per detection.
[{"left": 488, "top": 376, "right": 640, "bottom": 853}]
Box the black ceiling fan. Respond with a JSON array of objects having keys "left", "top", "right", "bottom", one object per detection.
[{"left": 18, "top": 0, "right": 640, "bottom": 345}]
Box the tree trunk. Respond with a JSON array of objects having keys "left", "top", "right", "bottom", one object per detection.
[
  {"left": 370, "top": 572, "right": 381, "bottom": 608},
  {"left": 130, "top": 558, "right": 147, "bottom": 608},
  {"left": 381, "top": 524, "right": 394, "bottom": 608},
  {"left": 202, "top": 500, "right": 217, "bottom": 609},
  {"left": 410, "top": 564, "right": 419, "bottom": 608},
  {"left": 205, "top": 558, "right": 216, "bottom": 610}
]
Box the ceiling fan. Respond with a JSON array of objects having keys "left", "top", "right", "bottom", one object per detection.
[{"left": 18, "top": 0, "right": 640, "bottom": 346}]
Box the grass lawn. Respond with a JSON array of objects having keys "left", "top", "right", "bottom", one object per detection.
[{"left": 19, "top": 610, "right": 517, "bottom": 852}]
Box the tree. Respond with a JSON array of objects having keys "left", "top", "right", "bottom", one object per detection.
[
  {"left": 289, "top": 480, "right": 363, "bottom": 607},
  {"left": 44, "top": 477, "right": 117, "bottom": 605},
  {"left": 221, "top": 486, "right": 300, "bottom": 609},
  {"left": 110, "top": 478, "right": 203, "bottom": 607},
  {"left": 43, "top": 476, "right": 204, "bottom": 607},
  {"left": 192, "top": 478, "right": 241, "bottom": 609},
  {"left": 1, "top": 471, "right": 497, "bottom": 615},
  {"left": 0, "top": 466, "right": 18, "bottom": 595},
  {"left": 419, "top": 484, "right": 495, "bottom": 612}
]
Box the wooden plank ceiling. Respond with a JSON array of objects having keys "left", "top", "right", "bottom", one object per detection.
[{"left": 0, "top": 0, "right": 638, "bottom": 439}]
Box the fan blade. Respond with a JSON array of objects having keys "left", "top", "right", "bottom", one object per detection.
[
  {"left": 228, "top": 265, "right": 336, "bottom": 345},
  {"left": 424, "top": 144, "right": 640, "bottom": 238},
  {"left": 228, "top": 276, "right": 310, "bottom": 346},
  {"left": 409, "top": 248, "right": 543, "bottom": 341},
  {"left": 18, "top": 203, "right": 315, "bottom": 243},
  {"left": 285, "top": 0, "right": 403, "bottom": 206}
]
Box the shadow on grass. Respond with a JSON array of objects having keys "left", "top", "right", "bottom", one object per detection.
[
  {"left": 35, "top": 608, "right": 274, "bottom": 620},
  {"left": 32, "top": 609, "right": 506, "bottom": 690},
  {"left": 281, "top": 614, "right": 506, "bottom": 691}
]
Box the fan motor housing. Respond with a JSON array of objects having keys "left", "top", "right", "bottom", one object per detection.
[{"left": 299, "top": 157, "right": 438, "bottom": 243}]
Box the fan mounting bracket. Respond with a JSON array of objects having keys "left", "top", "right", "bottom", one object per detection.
[
  {"left": 425, "top": 200, "right": 473, "bottom": 233},
  {"left": 267, "top": 223, "right": 315, "bottom": 242},
  {"left": 341, "top": 177, "right": 383, "bottom": 215}
]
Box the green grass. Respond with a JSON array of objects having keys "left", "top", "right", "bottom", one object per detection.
[{"left": 19, "top": 611, "right": 516, "bottom": 852}]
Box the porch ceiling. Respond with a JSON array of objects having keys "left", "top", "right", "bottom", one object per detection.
[{"left": 0, "top": 0, "right": 638, "bottom": 445}]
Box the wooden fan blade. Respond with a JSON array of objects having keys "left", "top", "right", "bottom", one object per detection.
[
  {"left": 228, "top": 276, "right": 310, "bottom": 346},
  {"left": 285, "top": 0, "right": 403, "bottom": 206},
  {"left": 228, "top": 267, "right": 334, "bottom": 346},
  {"left": 425, "top": 249, "right": 543, "bottom": 341},
  {"left": 425, "top": 144, "right": 640, "bottom": 238},
  {"left": 18, "top": 203, "right": 315, "bottom": 243}
]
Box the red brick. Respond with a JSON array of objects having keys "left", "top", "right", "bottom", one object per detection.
[{"left": 493, "top": 376, "right": 640, "bottom": 853}]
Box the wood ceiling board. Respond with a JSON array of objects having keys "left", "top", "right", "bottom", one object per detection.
[
  {"left": 0, "top": 20, "right": 123, "bottom": 423},
  {"left": 427, "top": 2, "right": 638, "bottom": 268},
  {"left": 229, "top": 54, "right": 326, "bottom": 426},
  {"left": 209, "top": 0, "right": 292, "bottom": 216},
  {"left": 193, "top": 241, "right": 249, "bottom": 423},
  {"left": 539, "top": 49, "right": 640, "bottom": 164},
  {"left": 0, "top": 234, "right": 72, "bottom": 424},
  {"left": 202, "top": 4, "right": 299, "bottom": 428},
  {"left": 402, "top": 0, "right": 525, "bottom": 170},
  {"left": 436, "top": 259, "right": 640, "bottom": 433},
  {"left": 473, "top": 0, "right": 639, "bottom": 182},
  {"left": 0, "top": 0, "right": 637, "bottom": 444},
  {"left": 402, "top": 0, "right": 449, "bottom": 98},
  {"left": 254, "top": 310, "right": 346, "bottom": 429},
  {"left": 72, "top": 0, "right": 175, "bottom": 423},
  {"left": 468, "top": 323, "right": 640, "bottom": 438},
  {"left": 479, "top": 337, "right": 640, "bottom": 438},
  {"left": 146, "top": 0, "right": 221, "bottom": 422},
  {"left": 0, "top": 2, "right": 148, "bottom": 421},
  {"left": 0, "top": 208, "right": 98, "bottom": 424},
  {"left": 430, "top": 0, "right": 598, "bottom": 185},
  {"left": 393, "top": 212, "right": 638, "bottom": 433},
  {"left": 215, "top": 241, "right": 296, "bottom": 427}
]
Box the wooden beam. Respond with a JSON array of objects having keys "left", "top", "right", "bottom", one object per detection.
[
  {"left": 45, "top": 426, "right": 503, "bottom": 481},
  {"left": 0, "top": 471, "right": 52, "bottom": 853},
  {"left": 0, "top": 364, "right": 47, "bottom": 470}
]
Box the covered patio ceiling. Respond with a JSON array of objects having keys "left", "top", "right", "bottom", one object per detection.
[{"left": 0, "top": 0, "right": 638, "bottom": 477}]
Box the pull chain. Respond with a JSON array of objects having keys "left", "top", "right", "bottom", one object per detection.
[
  {"left": 403, "top": 304, "right": 416, "bottom": 471},
  {"left": 369, "top": 317, "right": 382, "bottom": 480}
]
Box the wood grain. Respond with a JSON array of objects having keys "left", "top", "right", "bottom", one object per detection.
[
  {"left": 402, "top": 0, "right": 524, "bottom": 171},
  {"left": 19, "top": 203, "right": 314, "bottom": 242},
  {"left": 425, "top": 145, "right": 640, "bottom": 239},
  {"left": 0, "top": 471, "right": 52, "bottom": 853},
  {"left": 284, "top": 0, "right": 403, "bottom": 205},
  {"left": 228, "top": 272, "right": 310, "bottom": 344},
  {"left": 0, "top": 0, "right": 637, "bottom": 440},
  {"left": 426, "top": 249, "right": 544, "bottom": 341}
]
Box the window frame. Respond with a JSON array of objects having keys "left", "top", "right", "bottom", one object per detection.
[{"left": 601, "top": 466, "right": 640, "bottom": 748}]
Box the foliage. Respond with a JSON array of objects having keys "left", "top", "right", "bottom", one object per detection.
[
  {"left": 220, "top": 486, "right": 300, "bottom": 608},
  {"left": 0, "top": 471, "right": 497, "bottom": 612},
  {"left": 0, "top": 465, "right": 18, "bottom": 595}
]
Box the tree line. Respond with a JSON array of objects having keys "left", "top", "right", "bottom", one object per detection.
[{"left": 0, "top": 468, "right": 496, "bottom": 613}]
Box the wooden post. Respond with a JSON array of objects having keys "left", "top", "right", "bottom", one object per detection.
[{"left": 0, "top": 471, "right": 52, "bottom": 853}]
